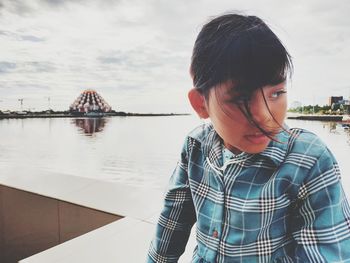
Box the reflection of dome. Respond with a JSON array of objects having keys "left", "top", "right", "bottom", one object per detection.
[
  {"left": 72, "top": 118, "right": 107, "bottom": 136},
  {"left": 69, "top": 90, "right": 112, "bottom": 113}
]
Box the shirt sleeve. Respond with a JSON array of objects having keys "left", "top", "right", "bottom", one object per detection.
[
  {"left": 147, "top": 137, "right": 197, "bottom": 263},
  {"left": 291, "top": 147, "right": 350, "bottom": 262}
]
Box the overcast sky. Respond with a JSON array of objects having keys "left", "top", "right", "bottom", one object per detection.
[{"left": 1, "top": 0, "right": 349, "bottom": 113}]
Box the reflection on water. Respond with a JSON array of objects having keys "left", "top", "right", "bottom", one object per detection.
[
  {"left": 1, "top": 117, "right": 350, "bottom": 193},
  {"left": 343, "top": 125, "right": 350, "bottom": 146},
  {"left": 321, "top": 122, "right": 350, "bottom": 146},
  {"left": 324, "top": 122, "right": 338, "bottom": 133},
  {"left": 324, "top": 122, "right": 350, "bottom": 146},
  {"left": 72, "top": 118, "right": 108, "bottom": 136}
]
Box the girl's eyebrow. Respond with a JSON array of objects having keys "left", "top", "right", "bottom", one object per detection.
[{"left": 264, "top": 82, "right": 286, "bottom": 91}]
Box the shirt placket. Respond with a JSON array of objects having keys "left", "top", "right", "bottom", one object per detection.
[
  {"left": 217, "top": 161, "right": 243, "bottom": 262},
  {"left": 204, "top": 160, "right": 225, "bottom": 262}
]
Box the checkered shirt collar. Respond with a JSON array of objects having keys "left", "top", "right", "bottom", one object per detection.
[
  {"left": 202, "top": 127, "right": 224, "bottom": 169},
  {"left": 202, "top": 124, "right": 290, "bottom": 168},
  {"left": 257, "top": 127, "right": 290, "bottom": 167}
]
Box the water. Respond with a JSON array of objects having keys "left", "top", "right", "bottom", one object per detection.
[
  {"left": 0, "top": 116, "right": 201, "bottom": 189},
  {"left": 0, "top": 116, "right": 349, "bottom": 195}
]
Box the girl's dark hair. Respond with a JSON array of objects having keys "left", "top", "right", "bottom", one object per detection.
[
  {"left": 191, "top": 13, "right": 292, "bottom": 96},
  {"left": 190, "top": 13, "right": 293, "bottom": 138}
]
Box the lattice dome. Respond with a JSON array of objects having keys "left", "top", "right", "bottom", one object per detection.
[{"left": 69, "top": 90, "right": 112, "bottom": 113}]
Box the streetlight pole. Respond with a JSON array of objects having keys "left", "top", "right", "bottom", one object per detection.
[
  {"left": 18, "top": 98, "right": 24, "bottom": 111},
  {"left": 45, "top": 96, "right": 51, "bottom": 110}
]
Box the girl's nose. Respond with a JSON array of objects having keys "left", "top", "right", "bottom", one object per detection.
[{"left": 250, "top": 94, "right": 272, "bottom": 125}]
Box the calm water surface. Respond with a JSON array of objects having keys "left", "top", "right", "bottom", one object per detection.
[{"left": 0, "top": 116, "right": 349, "bottom": 195}]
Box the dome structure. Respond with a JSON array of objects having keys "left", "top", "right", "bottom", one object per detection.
[{"left": 69, "top": 90, "right": 112, "bottom": 114}]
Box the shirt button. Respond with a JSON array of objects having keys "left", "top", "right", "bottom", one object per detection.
[{"left": 212, "top": 230, "right": 219, "bottom": 238}]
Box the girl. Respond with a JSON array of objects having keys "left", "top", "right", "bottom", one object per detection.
[{"left": 147, "top": 13, "right": 350, "bottom": 262}]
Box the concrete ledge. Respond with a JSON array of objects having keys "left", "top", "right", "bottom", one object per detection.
[
  {"left": 0, "top": 185, "right": 121, "bottom": 263},
  {"left": 0, "top": 167, "right": 196, "bottom": 262},
  {"left": 19, "top": 217, "right": 197, "bottom": 263},
  {"left": 19, "top": 217, "right": 153, "bottom": 263},
  {"left": 0, "top": 166, "right": 164, "bottom": 221}
]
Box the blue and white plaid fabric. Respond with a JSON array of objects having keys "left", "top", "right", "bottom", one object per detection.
[{"left": 147, "top": 123, "right": 350, "bottom": 262}]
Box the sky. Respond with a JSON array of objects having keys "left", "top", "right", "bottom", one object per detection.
[{"left": 0, "top": 0, "right": 349, "bottom": 113}]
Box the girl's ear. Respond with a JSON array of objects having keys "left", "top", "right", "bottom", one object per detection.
[{"left": 188, "top": 88, "right": 209, "bottom": 119}]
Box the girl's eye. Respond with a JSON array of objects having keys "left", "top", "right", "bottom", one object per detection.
[{"left": 270, "top": 90, "right": 287, "bottom": 99}]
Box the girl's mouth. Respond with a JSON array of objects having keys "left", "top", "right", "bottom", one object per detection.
[{"left": 244, "top": 133, "right": 271, "bottom": 144}]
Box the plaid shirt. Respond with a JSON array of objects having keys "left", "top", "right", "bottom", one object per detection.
[{"left": 147, "top": 123, "right": 350, "bottom": 262}]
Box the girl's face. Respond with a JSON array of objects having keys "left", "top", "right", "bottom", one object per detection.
[{"left": 205, "top": 81, "right": 287, "bottom": 154}]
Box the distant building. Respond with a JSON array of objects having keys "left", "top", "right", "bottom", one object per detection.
[
  {"left": 342, "top": 99, "right": 350, "bottom": 114},
  {"left": 329, "top": 96, "right": 343, "bottom": 106},
  {"left": 340, "top": 99, "right": 350, "bottom": 105},
  {"left": 69, "top": 90, "right": 112, "bottom": 114}
]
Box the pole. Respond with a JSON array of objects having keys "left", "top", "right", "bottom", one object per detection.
[
  {"left": 18, "top": 98, "right": 24, "bottom": 110},
  {"left": 45, "top": 96, "right": 51, "bottom": 110}
]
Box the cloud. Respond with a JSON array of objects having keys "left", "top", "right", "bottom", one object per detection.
[
  {"left": 1, "top": 0, "right": 350, "bottom": 111},
  {"left": 21, "top": 35, "right": 45, "bottom": 42},
  {"left": 23, "top": 61, "right": 57, "bottom": 73},
  {"left": 0, "top": 30, "right": 45, "bottom": 42},
  {"left": 97, "top": 47, "right": 187, "bottom": 71},
  {"left": 0, "top": 0, "right": 123, "bottom": 15},
  {"left": 0, "top": 61, "right": 16, "bottom": 73},
  {"left": 0, "top": 61, "right": 55, "bottom": 74},
  {"left": 40, "top": 0, "right": 115, "bottom": 7},
  {"left": 98, "top": 52, "right": 128, "bottom": 65},
  {"left": 0, "top": 0, "right": 34, "bottom": 15},
  {"left": 0, "top": 0, "right": 69, "bottom": 15},
  {"left": 42, "top": 0, "right": 76, "bottom": 6}
]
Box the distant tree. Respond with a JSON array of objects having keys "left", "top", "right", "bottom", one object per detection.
[
  {"left": 288, "top": 104, "right": 334, "bottom": 114},
  {"left": 331, "top": 103, "right": 340, "bottom": 111},
  {"left": 344, "top": 105, "right": 350, "bottom": 114}
]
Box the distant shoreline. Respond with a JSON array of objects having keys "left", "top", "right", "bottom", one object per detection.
[
  {"left": 0, "top": 112, "right": 191, "bottom": 119},
  {"left": 1, "top": 112, "right": 347, "bottom": 122},
  {"left": 286, "top": 114, "right": 344, "bottom": 122}
]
